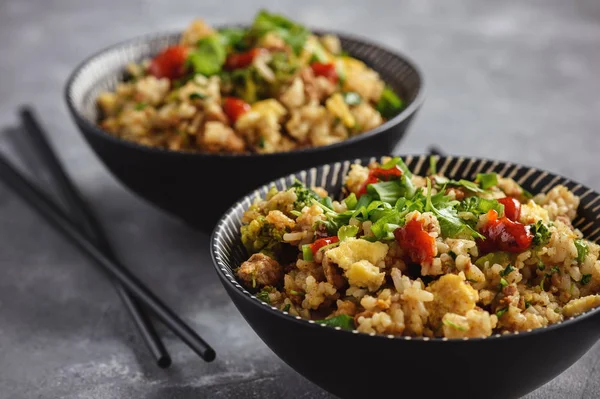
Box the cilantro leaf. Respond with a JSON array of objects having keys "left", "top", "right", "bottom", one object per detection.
[
  {"left": 256, "top": 288, "right": 271, "bottom": 304},
  {"left": 249, "top": 9, "right": 310, "bottom": 54},
  {"left": 187, "top": 35, "right": 226, "bottom": 76},
  {"left": 291, "top": 179, "right": 321, "bottom": 211},
  {"left": 315, "top": 314, "right": 355, "bottom": 330}
]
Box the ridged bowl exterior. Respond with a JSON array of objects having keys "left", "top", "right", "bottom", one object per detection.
[
  {"left": 65, "top": 31, "right": 424, "bottom": 232},
  {"left": 211, "top": 155, "right": 600, "bottom": 399}
]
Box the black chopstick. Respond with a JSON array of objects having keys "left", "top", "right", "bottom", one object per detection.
[
  {"left": 19, "top": 107, "right": 171, "bottom": 368},
  {"left": 0, "top": 152, "right": 216, "bottom": 362}
]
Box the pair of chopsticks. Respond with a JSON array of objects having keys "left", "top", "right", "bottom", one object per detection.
[{"left": 0, "top": 107, "right": 215, "bottom": 366}]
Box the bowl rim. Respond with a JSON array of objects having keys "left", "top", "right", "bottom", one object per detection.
[
  {"left": 210, "top": 153, "right": 600, "bottom": 343},
  {"left": 64, "top": 27, "right": 426, "bottom": 159}
]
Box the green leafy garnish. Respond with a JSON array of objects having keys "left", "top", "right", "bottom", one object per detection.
[
  {"left": 500, "top": 264, "right": 515, "bottom": 277},
  {"left": 218, "top": 27, "right": 247, "bottom": 51},
  {"left": 540, "top": 276, "right": 546, "bottom": 291},
  {"left": 375, "top": 86, "right": 403, "bottom": 119},
  {"left": 575, "top": 239, "right": 589, "bottom": 263},
  {"left": 530, "top": 220, "right": 551, "bottom": 246},
  {"left": 381, "top": 156, "right": 412, "bottom": 177},
  {"left": 475, "top": 252, "right": 510, "bottom": 269},
  {"left": 290, "top": 290, "right": 305, "bottom": 297},
  {"left": 256, "top": 287, "right": 271, "bottom": 304},
  {"left": 435, "top": 177, "right": 483, "bottom": 193},
  {"left": 282, "top": 304, "right": 291, "bottom": 312},
  {"left": 457, "top": 196, "right": 504, "bottom": 224},
  {"left": 291, "top": 179, "right": 321, "bottom": 211},
  {"left": 302, "top": 244, "right": 314, "bottom": 261},
  {"left": 344, "top": 193, "right": 358, "bottom": 210},
  {"left": 134, "top": 102, "right": 147, "bottom": 110},
  {"left": 442, "top": 319, "right": 467, "bottom": 331},
  {"left": 338, "top": 225, "right": 359, "bottom": 241},
  {"left": 448, "top": 251, "right": 457, "bottom": 260},
  {"left": 187, "top": 35, "right": 226, "bottom": 76},
  {"left": 249, "top": 9, "right": 310, "bottom": 54},
  {"left": 581, "top": 274, "right": 592, "bottom": 285},
  {"left": 476, "top": 173, "right": 499, "bottom": 190},
  {"left": 342, "top": 92, "right": 362, "bottom": 105},
  {"left": 500, "top": 278, "right": 508, "bottom": 288},
  {"left": 315, "top": 314, "right": 355, "bottom": 330},
  {"left": 189, "top": 92, "right": 208, "bottom": 100},
  {"left": 496, "top": 307, "right": 508, "bottom": 318},
  {"left": 537, "top": 261, "right": 545, "bottom": 271}
]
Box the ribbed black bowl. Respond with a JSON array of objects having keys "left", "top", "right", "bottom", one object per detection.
[
  {"left": 65, "top": 30, "right": 424, "bottom": 232},
  {"left": 211, "top": 155, "right": 600, "bottom": 399}
]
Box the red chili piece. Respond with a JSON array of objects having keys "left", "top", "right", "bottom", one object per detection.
[
  {"left": 310, "top": 62, "right": 338, "bottom": 83},
  {"left": 223, "top": 97, "right": 251, "bottom": 124},
  {"left": 224, "top": 48, "right": 265, "bottom": 70},
  {"left": 394, "top": 219, "right": 436, "bottom": 264},
  {"left": 478, "top": 210, "right": 532, "bottom": 254},
  {"left": 148, "top": 45, "right": 189, "bottom": 80},
  {"left": 498, "top": 197, "right": 521, "bottom": 222},
  {"left": 311, "top": 236, "right": 340, "bottom": 256},
  {"left": 356, "top": 166, "right": 403, "bottom": 196}
]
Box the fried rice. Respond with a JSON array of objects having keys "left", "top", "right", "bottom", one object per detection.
[
  {"left": 235, "top": 156, "right": 600, "bottom": 339},
  {"left": 96, "top": 10, "right": 403, "bottom": 154}
]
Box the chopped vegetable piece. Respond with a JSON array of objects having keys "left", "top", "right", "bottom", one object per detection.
[
  {"left": 338, "top": 225, "right": 359, "bottom": 241},
  {"left": 581, "top": 274, "right": 592, "bottom": 285},
  {"left": 256, "top": 288, "right": 271, "bottom": 303},
  {"left": 496, "top": 307, "right": 508, "bottom": 318},
  {"left": 476, "top": 173, "right": 498, "bottom": 190},
  {"left": 249, "top": 9, "right": 310, "bottom": 54},
  {"left": 315, "top": 314, "right": 355, "bottom": 330},
  {"left": 134, "top": 102, "right": 147, "bottom": 111},
  {"left": 149, "top": 45, "right": 189, "bottom": 80},
  {"left": 376, "top": 86, "right": 403, "bottom": 119},
  {"left": 189, "top": 92, "right": 208, "bottom": 100},
  {"left": 500, "top": 278, "right": 508, "bottom": 288},
  {"left": 311, "top": 236, "right": 340, "bottom": 256},
  {"left": 498, "top": 197, "right": 521, "bottom": 222},
  {"left": 311, "top": 62, "right": 338, "bottom": 83},
  {"left": 282, "top": 304, "right": 291, "bottom": 312},
  {"left": 478, "top": 210, "right": 533, "bottom": 254},
  {"left": 529, "top": 220, "right": 551, "bottom": 247},
  {"left": 223, "top": 97, "right": 251, "bottom": 124},
  {"left": 302, "top": 244, "right": 314, "bottom": 261},
  {"left": 187, "top": 35, "right": 226, "bottom": 76},
  {"left": 224, "top": 48, "right": 265, "bottom": 70},
  {"left": 218, "top": 27, "right": 247, "bottom": 51},
  {"left": 344, "top": 193, "right": 358, "bottom": 210},
  {"left": 428, "top": 155, "right": 437, "bottom": 175},
  {"left": 500, "top": 264, "right": 515, "bottom": 277},
  {"left": 443, "top": 319, "right": 467, "bottom": 331},
  {"left": 394, "top": 218, "right": 436, "bottom": 264},
  {"left": 342, "top": 91, "right": 362, "bottom": 105},
  {"left": 575, "top": 239, "right": 589, "bottom": 263}
]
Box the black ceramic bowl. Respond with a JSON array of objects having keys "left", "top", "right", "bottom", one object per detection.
[
  {"left": 211, "top": 155, "right": 600, "bottom": 399},
  {"left": 65, "top": 30, "right": 424, "bottom": 232}
]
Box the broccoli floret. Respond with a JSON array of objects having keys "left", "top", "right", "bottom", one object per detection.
[{"left": 241, "top": 216, "right": 286, "bottom": 257}]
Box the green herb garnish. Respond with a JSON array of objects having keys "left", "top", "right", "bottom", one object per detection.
[
  {"left": 249, "top": 9, "right": 310, "bottom": 54},
  {"left": 581, "top": 274, "right": 592, "bottom": 285},
  {"left": 500, "top": 264, "right": 515, "bottom": 277},
  {"left": 476, "top": 173, "right": 498, "bottom": 190},
  {"left": 428, "top": 155, "right": 437, "bottom": 175},
  {"left": 256, "top": 287, "right": 271, "bottom": 304},
  {"left": 442, "top": 319, "right": 467, "bottom": 331},
  {"left": 344, "top": 193, "right": 358, "bottom": 210},
  {"left": 302, "top": 244, "right": 314, "bottom": 261},
  {"left": 496, "top": 307, "right": 508, "bottom": 318},
  {"left": 134, "top": 102, "right": 147, "bottom": 110},
  {"left": 315, "top": 314, "right": 355, "bottom": 330},
  {"left": 342, "top": 92, "right": 362, "bottom": 105},
  {"left": 282, "top": 304, "right": 291, "bottom": 312},
  {"left": 338, "top": 225, "right": 359, "bottom": 241},
  {"left": 575, "top": 239, "right": 589, "bottom": 263},
  {"left": 189, "top": 92, "right": 208, "bottom": 100},
  {"left": 530, "top": 220, "right": 551, "bottom": 246},
  {"left": 500, "top": 278, "right": 509, "bottom": 288},
  {"left": 375, "top": 86, "right": 403, "bottom": 119},
  {"left": 187, "top": 35, "right": 226, "bottom": 76}
]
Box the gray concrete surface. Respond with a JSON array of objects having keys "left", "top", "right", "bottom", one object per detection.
[{"left": 1, "top": 0, "right": 599, "bottom": 398}]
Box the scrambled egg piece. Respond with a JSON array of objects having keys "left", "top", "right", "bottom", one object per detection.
[
  {"left": 563, "top": 295, "right": 600, "bottom": 317},
  {"left": 426, "top": 273, "right": 479, "bottom": 326},
  {"left": 325, "top": 238, "right": 388, "bottom": 291}
]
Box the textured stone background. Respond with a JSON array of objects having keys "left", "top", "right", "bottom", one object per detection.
[{"left": 0, "top": 0, "right": 599, "bottom": 398}]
